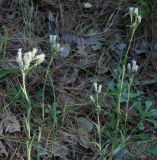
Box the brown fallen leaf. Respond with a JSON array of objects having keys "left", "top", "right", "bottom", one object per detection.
[
  {"left": 78, "top": 125, "right": 91, "bottom": 149},
  {"left": 39, "top": 141, "right": 70, "bottom": 158},
  {"left": 77, "top": 116, "right": 93, "bottom": 149},
  {"left": 58, "top": 92, "right": 75, "bottom": 107},
  {"left": 0, "top": 110, "right": 20, "bottom": 135},
  {"left": 77, "top": 116, "right": 94, "bottom": 133},
  {"left": 0, "top": 140, "right": 8, "bottom": 157}
]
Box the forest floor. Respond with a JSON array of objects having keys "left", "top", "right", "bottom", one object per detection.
[{"left": 0, "top": 0, "right": 157, "bottom": 159}]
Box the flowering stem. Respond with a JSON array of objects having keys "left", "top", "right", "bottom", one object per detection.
[
  {"left": 95, "top": 93, "right": 102, "bottom": 153},
  {"left": 111, "top": 27, "right": 136, "bottom": 158},
  {"left": 22, "top": 72, "right": 30, "bottom": 104},
  {"left": 115, "top": 27, "right": 136, "bottom": 137},
  {"left": 124, "top": 28, "right": 135, "bottom": 65},
  {"left": 22, "top": 71, "right": 32, "bottom": 160}
]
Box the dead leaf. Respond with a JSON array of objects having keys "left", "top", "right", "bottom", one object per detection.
[
  {"left": 60, "top": 44, "right": 71, "bottom": 57},
  {"left": 39, "top": 142, "right": 70, "bottom": 158},
  {"left": 78, "top": 125, "right": 91, "bottom": 149},
  {"left": 97, "top": 65, "right": 109, "bottom": 74},
  {"left": 76, "top": 116, "right": 93, "bottom": 149},
  {"left": 52, "top": 143, "right": 70, "bottom": 157},
  {"left": 134, "top": 39, "right": 149, "bottom": 55},
  {"left": 78, "top": 54, "right": 96, "bottom": 68},
  {"left": 58, "top": 92, "right": 75, "bottom": 107},
  {"left": 60, "top": 29, "right": 74, "bottom": 44},
  {"left": 112, "top": 42, "right": 127, "bottom": 54},
  {"left": 86, "top": 29, "right": 98, "bottom": 36},
  {"left": 0, "top": 110, "right": 20, "bottom": 134},
  {"left": 84, "top": 37, "right": 103, "bottom": 51},
  {"left": 48, "top": 11, "right": 57, "bottom": 23},
  {"left": 0, "top": 141, "right": 8, "bottom": 157},
  {"left": 151, "top": 42, "right": 157, "bottom": 58},
  {"left": 77, "top": 116, "right": 94, "bottom": 133}
]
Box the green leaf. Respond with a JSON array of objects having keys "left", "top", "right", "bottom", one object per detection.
[
  {"left": 145, "top": 100, "right": 152, "bottom": 111},
  {"left": 149, "top": 109, "right": 157, "bottom": 118},
  {"left": 133, "top": 100, "right": 142, "bottom": 114},
  {"left": 138, "top": 121, "right": 145, "bottom": 130},
  {"left": 138, "top": 132, "right": 149, "bottom": 141},
  {"left": 146, "top": 119, "right": 157, "bottom": 127},
  {"left": 148, "top": 145, "right": 157, "bottom": 155}
]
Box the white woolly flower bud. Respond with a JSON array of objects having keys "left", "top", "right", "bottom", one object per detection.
[
  {"left": 132, "top": 62, "right": 139, "bottom": 72},
  {"left": 56, "top": 43, "right": 61, "bottom": 50},
  {"left": 50, "top": 35, "right": 57, "bottom": 43},
  {"left": 97, "top": 85, "right": 102, "bottom": 93},
  {"left": 31, "top": 48, "right": 37, "bottom": 58},
  {"left": 137, "top": 15, "right": 142, "bottom": 24},
  {"left": 35, "top": 54, "right": 45, "bottom": 65},
  {"left": 23, "top": 51, "right": 32, "bottom": 70},
  {"left": 129, "top": 7, "right": 134, "bottom": 13},
  {"left": 135, "top": 65, "right": 139, "bottom": 72},
  {"left": 16, "top": 48, "right": 23, "bottom": 68},
  {"left": 93, "top": 82, "right": 98, "bottom": 92},
  {"left": 133, "top": 7, "right": 139, "bottom": 16},
  {"left": 127, "top": 63, "right": 131, "bottom": 72},
  {"left": 90, "top": 95, "right": 95, "bottom": 103},
  {"left": 132, "top": 59, "right": 136, "bottom": 66}
]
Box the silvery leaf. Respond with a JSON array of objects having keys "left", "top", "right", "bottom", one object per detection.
[{"left": 60, "top": 44, "right": 71, "bottom": 57}]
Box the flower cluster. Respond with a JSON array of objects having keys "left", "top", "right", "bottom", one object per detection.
[
  {"left": 90, "top": 82, "right": 102, "bottom": 113},
  {"left": 49, "top": 35, "right": 62, "bottom": 52},
  {"left": 127, "top": 59, "right": 139, "bottom": 74},
  {"left": 93, "top": 82, "right": 102, "bottom": 94},
  {"left": 129, "top": 7, "right": 142, "bottom": 29},
  {"left": 90, "top": 82, "right": 102, "bottom": 103},
  {"left": 16, "top": 48, "right": 45, "bottom": 71}
]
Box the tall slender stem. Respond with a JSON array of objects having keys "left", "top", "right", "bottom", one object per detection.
[
  {"left": 42, "top": 56, "right": 54, "bottom": 120},
  {"left": 124, "top": 29, "right": 135, "bottom": 65},
  {"left": 125, "top": 77, "right": 133, "bottom": 127},
  {"left": 110, "top": 29, "right": 135, "bottom": 159},
  {"left": 95, "top": 93, "right": 102, "bottom": 153},
  {"left": 22, "top": 71, "right": 32, "bottom": 160}
]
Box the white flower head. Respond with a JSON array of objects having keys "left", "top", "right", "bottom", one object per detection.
[
  {"left": 129, "top": 7, "right": 139, "bottom": 15},
  {"left": 128, "top": 59, "right": 139, "bottom": 73},
  {"left": 129, "top": 7, "right": 142, "bottom": 27},
  {"left": 50, "top": 35, "right": 57, "bottom": 43},
  {"left": 132, "top": 60, "right": 138, "bottom": 72},
  {"left": 16, "top": 48, "right": 45, "bottom": 71}
]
